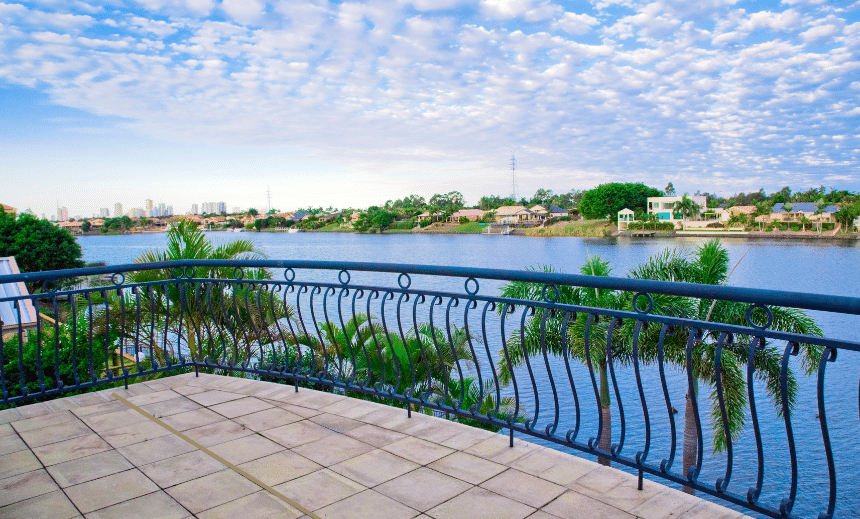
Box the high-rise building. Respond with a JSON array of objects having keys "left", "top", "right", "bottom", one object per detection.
[
  {"left": 165, "top": 205, "right": 174, "bottom": 216},
  {"left": 217, "top": 202, "right": 227, "bottom": 214},
  {"left": 158, "top": 203, "right": 166, "bottom": 217},
  {"left": 57, "top": 207, "right": 69, "bottom": 222},
  {"left": 191, "top": 204, "right": 198, "bottom": 215},
  {"left": 99, "top": 208, "right": 109, "bottom": 217},
  {"left": 232, "top": 206, "right": 241, "bottom": 214},
  {"left": 114, "top": 203, "right": 123, "bottom": 218}
]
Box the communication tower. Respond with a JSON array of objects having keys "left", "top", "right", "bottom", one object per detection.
[
  {"left": 266, "top": 186, "right": 272, "bottom": 213},
  {"left": 510, "top": 154, "right": 518, "bottom": 202}
]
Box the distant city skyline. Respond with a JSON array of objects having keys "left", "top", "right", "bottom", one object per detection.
[{"left": 1, "top": 0, "right": 857, "bottom": 218}]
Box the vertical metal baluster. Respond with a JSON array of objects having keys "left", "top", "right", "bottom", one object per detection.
[
  {"left": 203, "top": 283, "right": 217, "bottom": 368},
  {"left": 816, "top": 347, "right": 837, "bottom": 519},
  {"left": 148, "top": 287, "right": 158, "bottom": 369},
  {"left": 0, "top": 314, "right": 6, "bottom": 400},
  {"left": 70, "top": 295, "right": 79, "bottom": 386},
  {"left": 540, "top": 308, "right": 560, "bottom": 437},
  {"left": 85, "top": 292, "right": 96, "bottom": 382},
  {"left": 395, "top": 293, "right": 416, "bottom": 415},
  {"left": 462, "top": 300, "right": 481, "bottom": 415},
  {"left": 517, "top": 306, "right": 540, "bottom": 431},
  {"left": 118, "top": 288, "right": 130, "bottom": 388},
  {"left": 631, "top": 320, "right": 649, "bottom": 489},
  {"left": 560, "top": 311, "right": 582, "bottom": 444},
  {"left": 132, "top": 287, "right": 143, "bottom": 375},
  {"left": 499, "top": 303, "right": 521, "bottom": 443},
  {"left": 584, "top": 314, "right": 603, "bottom": 453},
  {"left": 15, "top": 301, "right": 27, "bottom": 397},
  {"left": 777, "top": 341, "right": 800, "bottom": 515},
  {"left": 268, "top": 285, "right": 286, "bottom": 372},
  {"left": 684, "top": 328, "right": 704, "bottom": 485},
  {"left": 445, "top": 297, "right": 466, "bottom": 413},
  {"left": 318, "top": 287, "right": 337, "bottom": 384},
  {"left": 607, "top": 317, "right": 626, "bottom": 457},
  {"left": 35, "top": 296, "right": 45, "bottom": 394},
  {"left": 176, "top": 282, "right": 187, "bottom": 367},
  {"left": 714, "top": 332, "right": 733, "bottom": 493},
  {"left": 281, "top": 285, "right": 302, "bottom": 390},
  {"left": 351, "top": 289, "right": 372, "bottom": 388},
  {"left": 428, "top": 296, "right": 450, "bottom": 408},
  {"left": 480, "top": 301, "right": 501, "bottom": 422},
  {"left": 367, "top": 291, "right": 387, "bottom": 392},
  {"left": 658, "top": 325, "right": 676, "bottom": 474},
  {"left": 380, "top": 291, "right": 401, "bottom": 395},
  {"left": 102, "top": 290, "right": 113, "bottom": 381},
  {"left": 412, "top": 294, "right": 433, "bottom": 403},
  {"left": 162, "top": 284, "right": 172, "bottom": 367},
  {"left": 338, "top": 287, "right": 358, "bottom": 387},
  {"left": 745, "top": 335, "right": 765, "bottom": 505}
]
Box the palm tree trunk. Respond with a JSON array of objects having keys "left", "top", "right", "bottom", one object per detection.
[
  {"left": 598, "top": 360, "right": 612, "bottom": 466},
  {"left": 682, "top": 381, "right": 699, "bottom": 494}
]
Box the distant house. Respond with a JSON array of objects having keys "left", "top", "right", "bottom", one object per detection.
[
  {"left": 0, "top": 257, "right": 38, "bottom": 336},
  {"left": 617, "top": 208, "right": 635, "bottom": 231},
  {"left": 1, "top": 204, "right": 17, "bottom": 216},
  {"left": 447, "top": 209, "right": 486, "bottom": 223},
  {"left": 755, "top": 203, "right": 839, "bottom": 224},
  {"left": 290, "top": 212, "right": 312, "bottom": 222},
  {"left": 647, "top": 195, "right": 707, "bottom": 228},
  {"left": 417, "top": 211, "right": 442, "bottom": 222},
  {"left": 58, "top": 220, "right": 83, "bottom": 235},
  {"left": 528, "top": 205, "right": 567, "bottom": 219},
  {"left": 495, "top": 205, "right": 533, "bottom": 224}
]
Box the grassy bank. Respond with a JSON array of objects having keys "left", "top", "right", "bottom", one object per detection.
[{"left": 524, "top": 220, "right": 614, "bottom": 237}]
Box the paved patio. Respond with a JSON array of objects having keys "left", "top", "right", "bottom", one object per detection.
[{"left": 0, "top": 373, "right": 752, "bottom": 518}]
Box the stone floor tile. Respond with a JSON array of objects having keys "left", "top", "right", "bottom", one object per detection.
[
  {"left": 276, "top": 403, "right": 322, "bottom": 418},
  {"left": 183, "top": 419, "right": 254, "bottom": 447},
  {"left": 538, "top": 453, "right": 599, "bottom": 486},
  {"left": 138, "top": 450, "right": 226, "bottom": 488},
  {"left": 428, "top": 452, "right": 507, "bottom": 485},
  {"left": 329, "top": 449, "right": 420, "bottom": 487},
  {"left": 78, "top": 408, "right": 149, "bottom": 434},
  {"left": 126, "top": 389, "right": 183, "bottom": 407},
  {"left": 84, "top": 491, "right": 191, "bottom": 519},
  {"left": 507, "top": 447, "right": 569, "bottom": 477},
  {"left": 0, "top": 408, "right": 23, "bottom": 425},
  {"left": 172, "top": 384, "right": 208, "bottom": 396},
  {"left": 233, "top": 407, "right": 303, "bottom": 432},
  {"left": 273, "top": 469, "right": 366, "bottom": 511},
  {"left": 236, "top": 450, "right": 322, "bottom": 487},
  {"left": 0, "top": 448, "right": 42, "bottom": 478},
  {"left": 47, "top": 450, "right": 134, "bottom": 488},
  {"left": 336, "top": 400, "right": 387, "bottom": 421},
  {"left": 208, "top": 434, "right": 285, "bottom": 465},
  {"left": 99, "top": 419, "right": 172, "bottom": 448},
  {"left": 439, "top": 427, "right": 495, "bottom": 450},
  {"left": 309, "top": 412, "right": 364, "bottom": 433},
  {"left": 139, "top": 396, "right": 202, "bottom": 418},
  {"left": 160, "top": 407, "right": 225, "bottom": 431},
  {"left": 292, "top": 433, "right": 373, "bottom": 466},
  {"left": 675, "top": 500, "right": 744, "bottom": 519},
  {"left": 426, "top": 486, "right": 536, "bottom": 519},
  {"left": 318, "top": 397, "right": 369, "bottom": 416},
  {"left": 541, "top": 490, "right": 635, "bottom": 519},
  {"left": 116, "top": 434, "right": 197, "bottom": 466},
  {"left": 68, "top": 392, "right": 111, "bottom": 408},
  {"left": 401, "top": 419, "right": 464, "bottom": 445},
  {"left": 589, "top": 476, "right": 665, "bottom": 513},
  {"left": 375, "top": 467, "right": 472, "bottom": 512},
  {"left": 629, "top": 487, "right": 702, "bottom": 519},
  {"left": 64, "top": 468, "right": 159, "bottom": 514},
  {"left": 10, "top": 410, "right": 79, "bottom": 433},
  {"left": 316, "top": 489, "right": 419, "bottom": 519},
  {"left": 186, "top": 390, "right": 246, "bottom": 407},
  {"left": 209, "top": 397, "right": 273, "bottom": 419},
  {"left": 0, "top": 424, "right": 14, "bottom": 437},
  {"left": 197, "top": 490, "right": 304, "bottom": 519},
  {"left": 165, "top": 469, "right": 259, "bottom": 514},
  {"left": 344, "top": 423, "right": 407, "bottom": 447},
  {"left": 141, "top": 380, "right": 173, "bottom": 391},
  {"left": 261, "top": 420, "right": 334, "bottom": 448},
  {"left": 525, "top": 512, "right": 563, "bottom": 519},
  {"left": 18, "top": 419, "right": 93, "bottom": 448},
  {"left": 356, "top": 406, "right": 408, "bottom": 427},
  {"left": 465, "top": 435, "right": 541, "bottom": 465},
  {"left": 0, "top": 434, "right": 28, "bottom": 456},
  {"left": 0, "top": 469, "right": 59, "bottom": 507},
  {"left": 0, "top": 490, "right": 80, "bottom": 519},
  {"left": 15, "top": 403, "right": 51, "bottom": 419},
  {"left": 480, "top": 469, "right": 565, "bottom": 509},
  {"left": 32, "top": 434, "right": 112, "bottom": 467},
  {"left": 383, "top": 436, "right": 455, "bottom": 465},
  {"left": 568, "top": 465, "right": 633, "bottom": 497},
  {"left": 248, "top": 385, "right": 292, "bottom": 400},
  {"left": 43, "top": 398, "right": 79, "bottom": 413},
  {"left": 70, "top": 400, "right": 126, "bottom": 419}
]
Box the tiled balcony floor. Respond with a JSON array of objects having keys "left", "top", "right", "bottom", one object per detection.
[{"left": 0, "top": 374, "right": 752, "bottom": 518}]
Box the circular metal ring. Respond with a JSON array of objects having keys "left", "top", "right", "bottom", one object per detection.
[
  {"left": 183, "top": 266, "right": 194, "bottom": 278},
  {"left": 542, "top": 283, "right": 560, "bottom": 303},
  {"left": 464, "top": 277, "right": 479, "bottom": 295},
  {"left": 111, "top": 273, "right": 125, "bottom": 286},
  {"left": 338, "top": 269, "right": 350, "bottom": 285},
  {"left": 233, "top": 267, "right": 244, "bottom": 281},
  {"left": 172, "top": 267, "right": 183, "bottom": 279},
  {"left": 745, "top": 303, "right": 773, "bottom": 330},
  {"left": 284, "top": 268, "right": 295, "bottom": 283},
  {"left": 632, "top": 292, "right": 654, "bottom": 314},
  {"left": 398, "top": 273, "right": 411, "bottom": 290}
]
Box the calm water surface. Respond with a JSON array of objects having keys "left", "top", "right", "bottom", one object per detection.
[{"left": 78, "top": 233, "right": 860, "bottom": 518}]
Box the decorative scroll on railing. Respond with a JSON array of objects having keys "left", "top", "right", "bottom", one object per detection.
[{"left": 1, "top": 260, "right": 859, "bottom": 519}]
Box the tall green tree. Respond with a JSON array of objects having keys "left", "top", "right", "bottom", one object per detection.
[
  {"left": 0, "top": 212, "right": 84, "bottom": 291},
  {"left": 578, "top": 183, "right": 662, "bottom": 220}
]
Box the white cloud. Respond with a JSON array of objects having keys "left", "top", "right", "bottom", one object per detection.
[
  {"left": 553, "top": 12, "right": 598, "bottom": 35},
  {"left": 481, "top": 0, "right": 560, "bottom": 21}
]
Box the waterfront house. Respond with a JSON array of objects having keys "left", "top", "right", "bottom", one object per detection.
[
  {"left": 755, "top": 203, "right": 839, "bottom": 224},
  {"left": 529, "top": 204, "right": 568, "bottom": 219},
  {"left": 58, "top": 220, "right": 83, "bottom": 235},
  {"left": 617, "top": 208, "right": 635, "bottom": 230},
  {"left": 646, "top": 195, "right": 707, "bottom": 228},
  {"left": 495, "top": 205, "right": 534, "bottom": 224},
  {"left": 447, "top": 209, "right": 486, "bottom": 223},
  {"left": 417, "top": 211, "right": 443, "bottom": 223},
  {"left": 1, "top": 204, "right": 17, "bottom": 216}
]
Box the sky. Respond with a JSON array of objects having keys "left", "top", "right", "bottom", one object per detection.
[{"left": 0, "top": 0, "right": 858, "bottom": 218}]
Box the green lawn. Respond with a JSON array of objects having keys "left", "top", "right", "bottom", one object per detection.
[{"left": 447, "top": 222, "right": 485, "bottom": 233}]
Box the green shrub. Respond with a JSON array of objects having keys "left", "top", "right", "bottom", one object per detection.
[
  {"left": 706, "top": 222, "right": 724, "bottom": 228},
  {"left": 627, "top": 222, "right": 675, "bottom": 231},
  {"left": 419, "top": 220, "right": 431, "bottom": 228}
]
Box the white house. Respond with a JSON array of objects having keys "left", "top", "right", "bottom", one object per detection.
[{"left": 647, "top": 195, "right": 707, "bottom": 228}]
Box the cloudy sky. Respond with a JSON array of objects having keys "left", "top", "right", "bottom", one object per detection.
[{"left": 1, "top": 0, "right": 858, "bottom": 218}]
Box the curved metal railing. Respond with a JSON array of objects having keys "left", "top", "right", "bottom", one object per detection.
[{"left": 1, "top": 260, "right": 859, "bottom": 518}]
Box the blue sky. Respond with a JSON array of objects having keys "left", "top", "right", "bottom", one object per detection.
[{"left": 1, "top": 0, "right": 858, "bottom": 218}]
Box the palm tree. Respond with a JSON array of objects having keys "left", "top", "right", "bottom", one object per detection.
[
  {"left": 498, "top": 240, "right": 822, "bottom": 485},
  {"left": 673, "top": 194, "right": 702, "bottom": 222}
]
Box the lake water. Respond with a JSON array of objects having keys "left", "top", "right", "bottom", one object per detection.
[{"left": 77, "top": 232, "right": 860, "bottom": 518}]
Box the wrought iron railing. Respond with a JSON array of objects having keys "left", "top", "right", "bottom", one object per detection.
[{"left": 1, "top": 260, "right": 859, "bottom": 518}]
